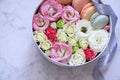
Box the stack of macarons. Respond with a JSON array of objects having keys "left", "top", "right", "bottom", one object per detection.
[
  {"left": 72, "top": 0, "right": 109, "bottom": 30},
  {"left": 32, "top": 0, "right": 110, "bottom": 66},
  {"left": 57, "top": 0, "right": 109, "bottom": 30},
  {"left": 81, "top": 2, "right": 96, "bottom": 20}
]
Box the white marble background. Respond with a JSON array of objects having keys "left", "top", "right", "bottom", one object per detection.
[{"left": 0, "top": 0, "right": 120, "bottom": 80}]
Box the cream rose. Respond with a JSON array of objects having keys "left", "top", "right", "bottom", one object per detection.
[
  {"left": 39, "top": 40, "right": 52, "bottom": 50},
  {"left": 34, "top": 31, "right": 47, "bottom": 42},
  {"left": 79, "top": 38, "right": 89, "bottom": 49},
  {"left": 50, "top": 22, "right": 57, "bottom": 29},
  {"left": 45, "top": 50, "right": 50, "bottom": 56},
  {"left": 57, "top": 29, "right": 68, "bottom": 43},
  {"left": 69, "top": 49, "right": 86, "bottom": 65},
  {"left": 63, "top": 24, "right": 76, "bottom": 36},
  {"left": 68, "top": 36, "right": 78, "bottom": 46}
]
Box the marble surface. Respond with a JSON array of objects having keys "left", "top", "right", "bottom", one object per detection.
[{"left": 0, "top": 0, "right": 120, "bottom": 80}]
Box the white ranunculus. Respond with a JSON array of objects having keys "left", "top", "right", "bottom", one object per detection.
[
  {"left": 39, "top": 40, "right": 52, "bottom": 50},
  {"left": 34, "top": 31, "right": 47, "bottom": 42},
  {"left": 88, "top": 30, "right": 109, "bottom": 52},
  {"left": 69, "top": 49, "right": 86, "bottom": 65},
  {"left": 75, "top": 20, "right": 93, "bottom": 39},
  {"left": 57, "top": 29, "right": 68, "bottom": 43}
]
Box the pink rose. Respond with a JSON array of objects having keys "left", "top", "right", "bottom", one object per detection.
[
  {"left": 50, "top": 42, "right": 72, "bottom": 62},
  {"left": 62, "top": 5, "right": 80, "bottom": 23},
  {"left": 40, "top": 0, "right": 63, "bottom": 21},
  {"left": 32, "top": 13, "right": 49, "bottom": 31}
]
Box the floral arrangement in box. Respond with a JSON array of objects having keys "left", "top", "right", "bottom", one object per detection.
[{"left": 32, "top": 0, "right": 110, "bottom": 66}]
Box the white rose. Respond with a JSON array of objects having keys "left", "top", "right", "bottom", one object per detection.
[
  {"left": 75, "top": 20, "right": 93, "bottom": 39},
  {"left": 88, "top": 30, "right": 109, "bottom": 52}
]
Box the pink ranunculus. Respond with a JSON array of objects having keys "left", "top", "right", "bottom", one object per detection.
[
  {"left": 32, "top": 13, "right": 49, "bottom": 31},
  {"left": 62, "top": 5, "right": 80, "bottom": 23},
  {"left": 50, "top": 42, "right": 72, "bottom": 62},
  {"left": 40, "top": 0, "right": 63, "bottom": 21}
]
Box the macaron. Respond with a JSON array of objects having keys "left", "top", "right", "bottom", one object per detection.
[
  {"left": 57, "top": 0, "right": 73, "bottom": 5},
  {"left": 90, "top": 12, "right": 100, "bottom": 21},
  {"left": 72, "top": 0, "right": 91, "bottom": 13},
  {"left": 81, "top": 2, "right": 96, "bottom": 20},
  {"left": 90, "top": 12, "right": 109, "bottom": 30}
]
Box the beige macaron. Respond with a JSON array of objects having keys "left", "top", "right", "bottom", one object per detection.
[
  {"left": 56, "top": 0, "right": 73, "bottom": 5},
  {"left": 81, "top": 2, "right": 96, "bottom": 20},
  {"left": 72, "top": 0, "right": 91, "bottom": 13}
]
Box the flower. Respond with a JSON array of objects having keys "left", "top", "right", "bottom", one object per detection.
[
  {"left": 79, "top": 38, "right": 89, "bottom": 49},
  {"left": 33, "top": 31, "right": 47, "bottom": 42},
  {"left": 83, "top": 48, "right": 96, "bottom": 61},
  {"left": 69, "top": 49, "right": 86, "bottom": 65},
  {"left": 68, "top": 36, "right": 78, "bottom": 46},
  {"left": 72, "top": 43, "right": 79, "bottom": 53},
  {"left": 50, "top": 42, "right": 72, "bottom": 62},
  {"left": 40, "top": 0, "right": 63, "bottom": 21},
  {"left": 50, "top": 22, "right": 57, "bottom": 29},
  {"left": 56, "top": 19, "right": 65, "bottom": 28},
  {"left": 104, "top": 25, "right": 110, "bottom": 31},
  {"left": 62, "top": 5, "right": 80, "bottom": 23},
  {"left": 39, "top": 40, "right": 52, "bottom": 50},
  {"left": 88, "top": 30, "right": 109, "bottom": 52},
  {"left": 34, "top": 31, "right": 52, "bottom": 50},
  {"left": 75, "top": 20, "right": 93, "bottom": 39},
  {"left": 63, "top": 24, "right": 76, "bottom": 36},
  {"left": 32, "top": 13, "right": 49, "bottom": 31},
  {"left": 57, "top": 29, "right": 68, "bottom": 43},
  {"left": 45, "top": 26, "right": 57, "bottom": 43},
  {"left": 45, "top": 50, "right": 50, "bottom": 56}
]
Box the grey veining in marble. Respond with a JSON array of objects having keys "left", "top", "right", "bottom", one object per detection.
[{"left": 0, "top": 0, "right": 120, "bottom": 80}]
